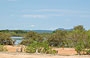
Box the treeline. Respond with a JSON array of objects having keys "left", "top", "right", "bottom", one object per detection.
[
  {"left": 21, "top": 25, "right": 90, "bottom": 55},
  {"left": 21, "top": 25, "right": 90, "bottom": 47},
  {"left": 0, "top": 25, "right": 90, "bottom": 54},
  {"left": 0, "top": 30, "right": 27, "bottom": 36}
]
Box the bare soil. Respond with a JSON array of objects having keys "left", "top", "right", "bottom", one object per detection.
[
  {"left": 1, "top": 45, "right": 89, "bottom": 58},
  {"left": 0, "top": 52, "right": 90, "bottom": 58}
]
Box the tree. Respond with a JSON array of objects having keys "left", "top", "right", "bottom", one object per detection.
[
  {"left": 69, "top": 25, "right": 87, "bottom": 55},
  {"left": 67, "top": 25, "right": 87, "bottom": 47},
  {"left": 74, "top": 25, "right": 85, "bottom": 31},
  {"left": 0, "top": 32, "right": 13, "bottom": 45},
  {"left": 21, "top": 31, "right": 43, "bottom": 45},
  {"left": 48, "top": 30, "right": 67, "bottom": 47},
  {"left": 85, "top": 30, "right": 90, "bottom": 48}
]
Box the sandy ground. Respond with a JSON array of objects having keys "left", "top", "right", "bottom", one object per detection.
[
  {"left": 1, "top": 45, "right": 90, "bottom": 58},
  {"left": 0, "top": 52, "right": 90, "bottom": 58},
  {"left": 5, "top": 45, "right": 77, "bottom": 55},
  {"left": 53, "top": 48, "right": 77, "bottom": 55},
  {"left": 5, "top": 45, "right": 25, "bottom": 52}
]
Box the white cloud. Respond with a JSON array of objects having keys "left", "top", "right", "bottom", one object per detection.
[
  {"left": 22, "top": 9, "right": 90, "bottom": 14},
  {"left": 19, "top": 9, "right": 90, "bottom": 18},
  {"left": 14, "top": 14, "right": 90, "bottom": 19},
  {"left": 49, "top": 14, "right": 64, "bottom": 16},
  {"left": 31, "top": 25, "right": 35, "bottom": 27},
  {"left": 8, "top": 0, "right": 16, "bottom": 1},
  {"left": 21, "top": 9, "right": 90, "bottom": 17},
  {"left": 22, "top": 14, "right": 46, "bottom": 18},
  {"left": 21, "top": 14, "right": 64, "bottom": 18},
  {"left": 37, "top": 9, "right": 90, "bottom": 14}
]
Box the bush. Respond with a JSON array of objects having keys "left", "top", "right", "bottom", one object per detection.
[
  {"left": 75, "top": 42, "right": 85, "bottom": 55},
  {"left": 25, "top": 41, "right": 57, "bottom": 54},
  {"left": 75, "top": 39, "right": 85, "bottom": 55},
  {"left": 86, "top": 49, "right": 90, "bottom": 55},
  {"left": 0, "top": 45, "right": 7, "bottom": 51},
  {"left": 25, "top": 46, "right": 36, "bottom": 53},
  {"left": 45, "top": 49, "right": 57, "bottom": 54}
]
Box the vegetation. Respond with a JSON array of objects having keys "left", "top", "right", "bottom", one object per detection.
[
  {"left": 0, "top": 30, "right": 27, "bottom": 36},
  {"left": 21, "top": 31, "right": 43, "bottom": 45},
  {"left": 0, "top": 32, "right": 13, "bottom": 45},
  {"left": 0, "top": 45, "right": 7, "bottom": 51},
  {"left": 1, "top": 25, "right": 90, "bottom": 55},
  {"left": 25, "top": 41, "right": 57, "bottom": 54},
  {"left": 86, "top": 49, "right": 90, "bottom": 55}
]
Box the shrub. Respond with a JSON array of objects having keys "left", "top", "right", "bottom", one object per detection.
[
  {"left": 0, "top": 45, "right": 7, "bottom": 51},
  {"left": 25, "top": 41, "right": 57, "bottom": 54},
  {"left": 86, "top": 49, "right": 90, "bottom": 55},
  {"left": 25, "top": 46, "right": 36, "bottom": 53},
  {"left": 75, "top": 41, "right": 85, "bottom": 55}
]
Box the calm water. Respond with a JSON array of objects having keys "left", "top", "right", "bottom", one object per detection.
[{"left": 11, "top": 37, "right": 23, "bottom": 45}]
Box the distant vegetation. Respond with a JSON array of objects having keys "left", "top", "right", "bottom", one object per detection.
[
  {"left": 0, "top": 30, "right": 27, "bottom": 36},
  {"left": 0, "top": 25, "right": 90, "bottom": 54}
]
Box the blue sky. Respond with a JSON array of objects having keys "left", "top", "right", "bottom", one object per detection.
[{"left": 0, "top": 0, "right": 90, "bottom": 30}]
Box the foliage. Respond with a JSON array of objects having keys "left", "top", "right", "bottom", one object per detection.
[
  {"left": 0, "top": 30, "right": 27, "bottom": 37},
  {"left": 75, "top": 40, "right": 85, "bottom": 55},
  {"left": 21, "top": 31, "right": 43, "bottom": 45},
  {"left": 1, "top": 25, "right": 90, "bottom": 55},
  {"left": 0, "top": 32, "right": 13, "bottom": 45},
  {"left": 25, "top": 41, "right": 57, "bottom": 54},
  {"left": 74, "top": 25, "right": 85, "bottom": 31},
  {"left": 0, "top": 45, "right": 7, "bottom": 51},
  {"left": 86, "top": 49, "right": 90, "bottom": 55},
  {"left": 86, "top": 30, "right": 90, "bottom": 48},
  {"left": 48, "top": 30, "right": 67, "bottom": 47}
]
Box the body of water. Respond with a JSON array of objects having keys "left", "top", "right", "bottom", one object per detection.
[{"left": 11, "top": 37, "right": 23, "bottom": 45}]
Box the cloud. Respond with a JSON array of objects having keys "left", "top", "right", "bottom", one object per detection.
[
  {"left": 21, "top": 14, "right": 64, "bottom": 18},
  {"left": 19, "top": 9, "right": 90, "bottom": 18},
  {"left": 38, "top": 9, "right": 90, "bottom": 14},
  {"left": 8, "top": 0, "right": 16, "bottom": 1},
  {"left": 30, "top": 25, "right": 35, "bottom": 27},
  {"left": 21, "top": 9, "right": 90, "bottom": 17},
  {"left": 22, "top": 14, "right": 46, "bottom": 18},
  {"left": 22, "top": 9, "right": 90, "bottom": 14},
  {"left": 49, "top": 14, "right": 64, "bottom": 16}
]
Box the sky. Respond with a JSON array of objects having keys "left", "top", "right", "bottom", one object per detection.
[{"left": 0, "top": 0, "right": 90, "bottom": 30}]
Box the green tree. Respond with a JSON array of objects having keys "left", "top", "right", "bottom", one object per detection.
[
  {"left": 74, "top": 25, "right": 85, "bottom": 31},
  {"left": 0, "top": 32, "right": 13, "bottom": 45},
  {"left": 48, "top": 30, "right": 67, "bottom": 47},
  {"left": 21, "top": 31, "right": 43, "bottom": 45},
  {"left": 86, "top": 30, "right": 90, "bottom": 48},
  {"left": 68, "top": 26, "right": 87, "bottom": 47}
]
